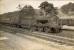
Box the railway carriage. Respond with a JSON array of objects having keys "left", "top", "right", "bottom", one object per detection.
[{"left": 0, "top": 12, "right": 19, "bottom": 26}]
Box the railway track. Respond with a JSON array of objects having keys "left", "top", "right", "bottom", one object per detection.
[
  {"left": 28, "top": 32, "right": 74, "bottom": 46},
  {"left": 0, "top": 24, "right": 74, "bottom": 46}
]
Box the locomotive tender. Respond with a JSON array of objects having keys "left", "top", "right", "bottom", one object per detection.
[{"left": 0, "top": 11, "right": 62, "bottom": 33}]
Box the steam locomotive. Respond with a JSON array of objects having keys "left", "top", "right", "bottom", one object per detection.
[{"left": 0, "top": 11, "right": 62, "bottom": 33}]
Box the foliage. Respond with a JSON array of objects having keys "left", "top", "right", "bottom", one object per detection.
[
  {"left": 39, "top": 1, "right": 58, "bottom": 16},
  {"left": 61, "top": 2, "right": 74, "bottom": 15},
  {"left": 20, "top": 5, "right": 35, "bottom": 17}
]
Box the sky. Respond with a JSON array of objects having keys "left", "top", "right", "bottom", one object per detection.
[{"left": 0, "top": 0, "right": 74, "bottom": 14}]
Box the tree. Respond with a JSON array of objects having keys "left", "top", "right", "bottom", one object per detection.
[
  {"left": 39, "top": 1, "right": 57, "bottom": 16},
  {"left": 20, "top": 5, "right": 35, "bottom": 16},
  {"left": 61, "top": 2, "right": 74, "bottom": 15}
]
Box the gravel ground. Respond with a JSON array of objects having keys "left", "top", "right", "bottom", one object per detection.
[
  {"left": 52, "top": 30, "right": 74, "bottom": 38},
  {"left": 0, "top": 31, "right": 74, "bottom": 50}
]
